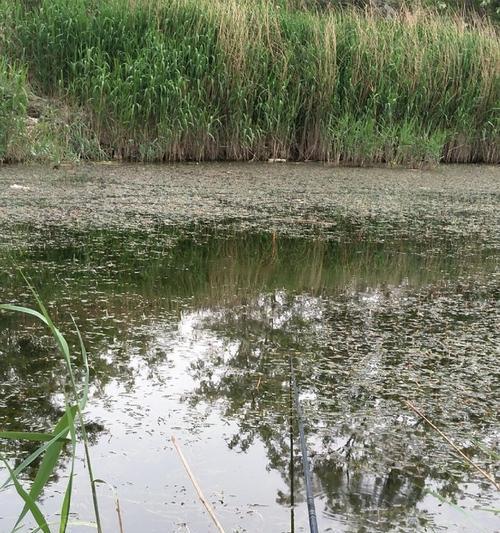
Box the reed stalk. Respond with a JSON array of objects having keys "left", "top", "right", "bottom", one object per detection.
[{"left": 0, "top": 284, "right": 103, "bottom": 532}]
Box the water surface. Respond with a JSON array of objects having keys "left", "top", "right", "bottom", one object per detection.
[{"left": 0, "top": 164, "right": 499, "bottom": 532}]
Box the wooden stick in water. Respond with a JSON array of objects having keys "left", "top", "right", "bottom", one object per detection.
[
  {"left": 171, "top": 435, "right": 226, "bottom": 532},
  {"left": 405, "top": 400, "right": 499, "bottom": 491},
  {"left": 115, "top": 494, "right": 125, "bottom": 533}
]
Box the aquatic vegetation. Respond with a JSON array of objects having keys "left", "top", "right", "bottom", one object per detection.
[
  {"left": 0, "top": 0, "right": 498, "bottom": 164},
  {"left": 0, "top": 169, "right": 498, "bottom": 529}
]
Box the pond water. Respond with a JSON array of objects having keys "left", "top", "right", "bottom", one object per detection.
[{"left": 0, "top": 164, "right": 499, "bottom": 532}]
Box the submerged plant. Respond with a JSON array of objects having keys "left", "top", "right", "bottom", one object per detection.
[{"left": 0, "top": 285, "right": 102, "bottom": 532}]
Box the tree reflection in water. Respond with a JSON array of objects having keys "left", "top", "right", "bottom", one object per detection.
[
  {"left": 1, "top": 227, "right": 498, "bottom": 530},
  {"left": 186, "top": 275, "right": 499, "bottom": 530}
]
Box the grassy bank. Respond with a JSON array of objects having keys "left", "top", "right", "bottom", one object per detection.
[
  {"left": 0, "top": 0, "right": 498, "bottom": 165},
  {"left": 0, "top": 60, "right": 27, "bottom": 161}
]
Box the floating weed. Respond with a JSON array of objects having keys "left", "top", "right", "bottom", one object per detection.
[{"left": 472, "top": 440, "right": 500, "bottom": 462}]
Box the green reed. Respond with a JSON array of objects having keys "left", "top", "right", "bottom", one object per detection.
[
  {"left": 0, "top": 284, "right": 102, "bottom": 533},
  {"left": 0, "top": 58, "right": 27, "bottom": 161},
  {"left": 1, "top": 0, "right": 499, "bottom": 164}
]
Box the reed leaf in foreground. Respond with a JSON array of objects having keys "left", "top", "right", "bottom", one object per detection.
[
  {"left": 0, "top": 288, "right": 102, "bottom": 533},
  {"left": 1, "top": 459, "right": 50, "bottom": 533}
]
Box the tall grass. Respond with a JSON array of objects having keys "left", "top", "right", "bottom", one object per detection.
[
  {"left": 0, "top": 59, "right": 27, "bottom": 161},
  {"left": 1, "top": 0, "right": 499, "bottom": 164}
]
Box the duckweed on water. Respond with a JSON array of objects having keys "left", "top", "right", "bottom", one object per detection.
[{"left": 0, "top": 164, "right": 498, "bottom": 531}]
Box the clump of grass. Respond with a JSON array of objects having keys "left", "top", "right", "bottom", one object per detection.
[
  {"left": 0, "top": 58, "right": 27, "bottom": 162},
  {"left": 0, "top": 285, "right": 103, "bottom": 532},
  {"left": 24, "top": 101, "right": 108, "bottom": 163},
  {"left": 1, "top": 0, "right": 499, "bottom": 165}
]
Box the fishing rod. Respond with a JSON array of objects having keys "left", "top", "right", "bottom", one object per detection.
[{"left": 289, "top": 355, "right": 319, "bottom": 533}]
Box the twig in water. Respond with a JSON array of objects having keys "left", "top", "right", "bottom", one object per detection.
[
  {"left": 94, "top": 479, "right": 125, "bottom": 533},
  {"left": 290, "top": 356, "right": 319, "bottom": 533},
  {"left": 404, "top": 400, "right": 499, "bottom": 491},
  {"left": 171, "top": 435, "right": 226, "bottom": 533},
  {"left": 116, "top": 493, "right": 125, "bottom": 533}
]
